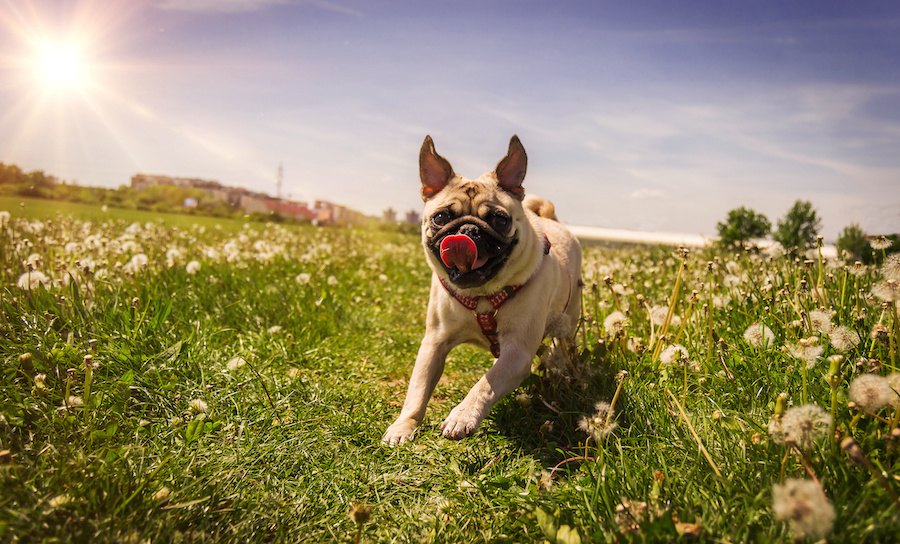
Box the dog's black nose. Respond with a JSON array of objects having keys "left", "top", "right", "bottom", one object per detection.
[{"left": 458, "top": 224, "right": 481, "bottom": 239}]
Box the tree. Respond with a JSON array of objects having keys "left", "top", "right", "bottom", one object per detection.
[
  {"left": 774, "top": 200, "right": 822, "bottom": 251},
  {"left": 836, "top": 223, "right": 871, "bottom": 263},
  {"left": 716, "top": 206, "right": 771, "bottom": 247}
]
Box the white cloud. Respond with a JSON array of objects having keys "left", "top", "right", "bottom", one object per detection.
[
  {"left": 155, "top": 0, "right": 290, "bottom": 13},
  {"left": 627, "top": 188, "right": 666, "bottom": 200},
  {"left": 153, "top": 0, "right": 362, "bottom": 16}
]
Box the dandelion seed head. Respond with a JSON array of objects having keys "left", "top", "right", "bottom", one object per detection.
[
  {"left": 0, "top": 210, "right": 9, "bottom": 225},
  {"left": 872, "top": 279, "right": 900, "bottom": 302},
  {"left": 788, "top": 337, "right": 823, "bottom": 369},
  {"left": 577, "top": 401, "right": 617, "bottom": 441},
  {"left": 226, "top": 356, "right": 247, "bottom": 371},
  {"left": 829, "top": 325, "right": 860, "bottom": 352},
  {"left": 808, "top": 309, "right": 833, "bottom": 334},
  {"left": 886, "top": 373, "right": 900, "bottom": 408},
  {"left": 603, "top": 311, "right": 628, "bottom": 338},
  {"left": 779, "top": 404, "right": 831, "bottom": 450},
  {"left": 882, "top": 253, "right": 900, "bottom": 281},
  {"left": 295, "top": 272, "right": 311, "bottom": 284},
  {"left": 185, "top": 260, "right": 201, "bottom": 275},
  {"left": 743, "top": 323, "right": 775, "bottom": 348},
  {"left": 848, "top": 373, "right": 894, "bottom": 411},
  {"left": 869, "top": 235, "right": 893, "bottom": 250},
  {"left": 649, "top": 306, "right": 669, "bottom": 326},
  {"left": 327, "top": 275, "right": 338, "bottom": 286},
  {"left": 17, "top": 270, "right": 50, "bottom": 290},
  {"left": 772, "top": 479, "right": 835, "bottom": 541},
  {"left": 188, "top": 398, "right": 209, "bottom": 414},
  {"left": 659, "top": 344, "right": 689, "bottom": 365}
]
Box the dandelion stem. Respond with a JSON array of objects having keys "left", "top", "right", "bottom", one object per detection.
[
  {"left": 665, "top": 388, "right": 722, "bottom": 479},
  {"left": 652, "top": 257, "right": 686, "bottom": 361}
]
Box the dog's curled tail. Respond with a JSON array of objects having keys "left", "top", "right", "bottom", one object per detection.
[{"left": 523, "top": 195, "right": 558, "bottom": 221}]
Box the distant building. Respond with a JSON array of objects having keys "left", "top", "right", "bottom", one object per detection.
[
  {"left": 382, "top": 207, "right": 397, "bottom": 223},
  {"left": 130, "top": 173, "right": 362, "bottom": 225},
  {"left": 404, "top": 209, "right": 421, "bottom": 225}
]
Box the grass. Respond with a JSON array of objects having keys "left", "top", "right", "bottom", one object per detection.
[{"left": 1, "top": 202, "right": 898, "bottom": 542}]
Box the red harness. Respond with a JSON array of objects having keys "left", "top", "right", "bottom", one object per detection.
[{"left": 440, "top": 235, "right": 551, "bottom": 358}]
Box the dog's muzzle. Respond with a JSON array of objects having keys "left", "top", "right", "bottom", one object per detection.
[{"left": 429, "top": 217, "right": 516, "bottom": 287}]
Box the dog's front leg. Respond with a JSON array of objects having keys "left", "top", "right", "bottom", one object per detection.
[
  {"left": 382, "top": 334, "right": 452, "bottom": 445},
  {"left": 441, "top": 343, "right": 535, "bottom": 439}
]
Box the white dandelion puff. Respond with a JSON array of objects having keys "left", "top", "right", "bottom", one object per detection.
[
  {"left": 743, "top": 323, "right": 775, "bottom": 348},
  {"left": 772, "top": 479, "right": 835, "bottom": 541},
  {"left": 848, "top": 373, "right": 894, "bottom": 412},
  {"left": 828, "top": 326, "right": 860, "bottom": 352}
]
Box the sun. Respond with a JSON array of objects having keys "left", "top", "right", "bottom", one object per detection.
[{"left": 32, "top": 40, "right": 91, "bottom": 92}]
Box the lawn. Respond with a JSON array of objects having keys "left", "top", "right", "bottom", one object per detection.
[{"left": 1, "top": 202, "right": 898, "bottom": 542}]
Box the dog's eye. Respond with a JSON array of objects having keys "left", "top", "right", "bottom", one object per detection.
[
  {"left": 489, "top": 213, "right": 511, "bottom": 232},
  {"left": 431, "top": 211, "right": 451, "bottom": 227}
]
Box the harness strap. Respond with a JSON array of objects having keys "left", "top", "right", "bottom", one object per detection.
[{"left": 440, "top": 234, "right": 551, "bottom": 358}]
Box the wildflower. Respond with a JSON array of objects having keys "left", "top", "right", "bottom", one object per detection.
[
  {"left": 603, "top": 311, "right": 627, "bottom": 338},
  {"left": 887, "top": 373, "right": 900, "bottom": 408},
  {"left": 577, "top": 401, "right": 617, "bottom": 441},
  {"left": 327, "top": 275, "right": 338, "bottom": 286},
  {"left": 515, "top": 392, "right": 532, "bottom": 408},
  {"left": 743, "top": 323, "right": 775, "bottom": 348},
  {"left": 869, "top": 235, "right": 893, "bottom": 250},
  {"left": 17, "top": 270, "right": 50, "bottom": 290},
  {"left": 779, "top": 404, "right": 831, "bottom": 450},
  {"left": 772, "top": 479, "right": 835, "bottom": 541},
  {"left": 378, "top": 273, "right": 388, "bottom": 282},
  {"left": 808, "top": 309, "right": 833, "bottom": 334},
  {"left": 848, "top": 374, "right": 893, "bottom": 411},
  {"left": 185, "top": 260, "right": 201, "bottom": 275},
  {"left": 0, "top": 210, "right": 9, "bottom": 225},
  {"left": 787, "top": 337, "right": 823, "bottom": 369},
  {"left": 267, "top": 325, "right": 283, "bottom": 334},
  {"left": 166, "top": 248, "right": 182, "bottom": 262},
  {"left": 226, "top": 356, "right": 247, "bottom": 371},
  {"left": 659, "top": 344, "right": 689, "bottom": 365},
  {"left": 882, "top": 253, "right": 900, "bottom": 281},
  {"left": 123, "top": 253, "right": 149, "bottom": 274},
  {"left": 871, "top": 279, "right": 900, "bottom": 302},
  {"left": 649, "top": 305, "right": 666, "bottom": 326},
  {"left": 295, "top": 272, "right": 311, "bottom": 284},
  {"left": 188, "top": 398, "right": 209, "bottom": 414},
  {"left": 828, "top": 325, "right": 860, "bottom": 352}
]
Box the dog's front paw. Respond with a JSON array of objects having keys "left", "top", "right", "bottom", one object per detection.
[
  {"left": 440, "top": 405, "right": 484, "bottom": 440},
  {"left": 382, "top": 417, "right": 419, "bottom": 446}
]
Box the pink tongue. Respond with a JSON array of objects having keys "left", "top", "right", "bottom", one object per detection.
[{"left": 440, "top": 234, "right": 479, "bottom": 272}]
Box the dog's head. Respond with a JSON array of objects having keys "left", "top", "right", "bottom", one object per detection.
[{"left": 418, "top": 135, "right": 533, "bottom": 290}]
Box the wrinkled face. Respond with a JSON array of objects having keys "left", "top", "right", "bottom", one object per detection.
[
  {"left": 424, "top": 182, "right": 520, "bottom": 288},
  {"left": 418, "top": 135, "right": 529, "bottom": 289}
]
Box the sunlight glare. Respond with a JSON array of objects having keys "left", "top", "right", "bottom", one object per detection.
[{"left": 34, "top": 41, "right": 89, "bottom": 92}]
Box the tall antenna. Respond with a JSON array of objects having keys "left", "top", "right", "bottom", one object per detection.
[{"left": 276, "top": 162, "right": 283, "bottom": 200}]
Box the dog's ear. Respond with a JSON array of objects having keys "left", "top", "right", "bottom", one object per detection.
[
  {"left": 494, "top": 135, "right": 527, "bottom": 199},
  {"left": 419, "top": 135, "right": 454, "bottom": 200}
]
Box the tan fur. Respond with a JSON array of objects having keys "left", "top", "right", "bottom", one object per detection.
[
  {"left": 383, "top": 136, "right": 583, "bottom": 444},
  {"left": 523, "top": 194, "right": 558, "bottom": 221}
]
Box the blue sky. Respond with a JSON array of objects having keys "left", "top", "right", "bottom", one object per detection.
[{"left": 1, "top": 0, "right": 899, "bottom": 238}]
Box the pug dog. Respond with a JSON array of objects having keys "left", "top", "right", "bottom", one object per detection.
[{"left": 382, "top": 135, "right": 582, "bottom": 444}]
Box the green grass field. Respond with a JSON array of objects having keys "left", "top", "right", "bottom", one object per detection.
[{"left": 1, "top": 201, "right": 898, "bottom": 542}]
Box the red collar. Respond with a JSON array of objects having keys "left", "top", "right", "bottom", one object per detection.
[{"left": 439, "top": 234, "right": 551, "bottom": 358}]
